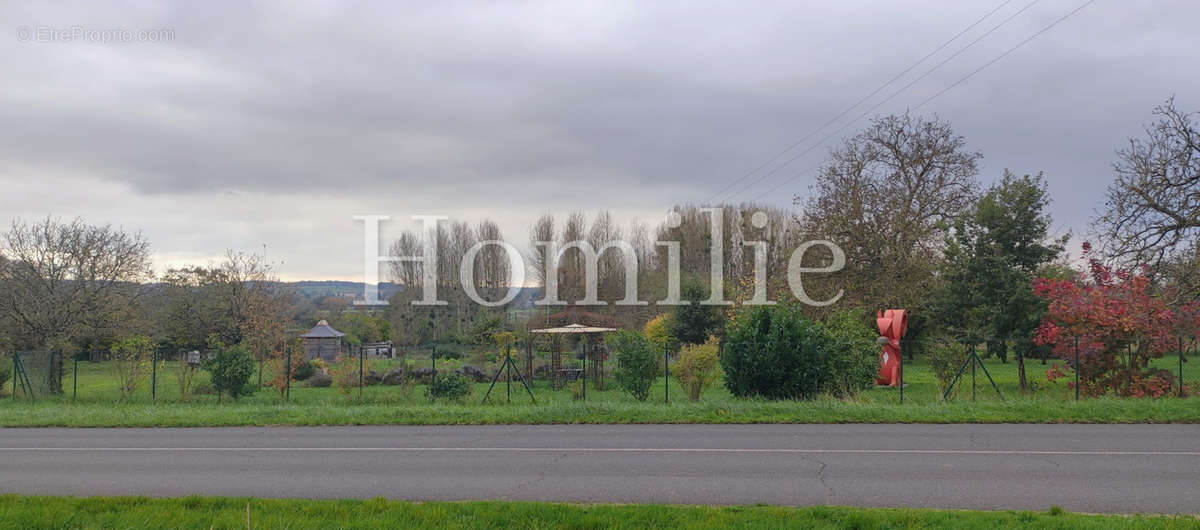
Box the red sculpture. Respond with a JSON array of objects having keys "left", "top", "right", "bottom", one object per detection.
[{"left": 875, "top": 309, "right": 908, "bottom": 387}]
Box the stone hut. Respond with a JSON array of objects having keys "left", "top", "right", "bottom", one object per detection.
[{"left": 302, "top": 320, "right": 346, "bottom": 361}]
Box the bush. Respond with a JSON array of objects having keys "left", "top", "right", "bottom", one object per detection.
[
  {"left": 330, "top": 354, "right": 360, "bottom": 398},
  {"left": 672, "top": 336, "right": 721, "bottom": 401},
  {"left": 206, "top": 344, "right": 257, "bottom": 400},
  {"left": 821, "top": 310, "right": 879, "bottom": 398},
  {"left": 0, "top": 358, "right": 10, "bottom": 396},
  {"left": 308, "top": 372, "right": 332, "bottom": 388},
  {"left": 294, "top": 360, "right": 318, "bottom": 381},
  {"left": 608, "top": 330, "right": 658, "bottom": 401},
  {"left": 926, "top": 335, "right": 968, "bottom": 398},
  {"left": 643, "top": 314, "right": 675, "bottom": 351},
  {"left": 720, "top": 305, "right": 826, "bottom": 400},
  {"left": 669, "top": 279, "right": 724, "bottom": 345},
  {"left": 110, "top": 335, "right": 154, "bottom": 399},
  {"left": 426, "top": 374, "right": 472, "bottom": 401},
  {"left": 567, "top": 380, "right": 584, "bottom": 401}
]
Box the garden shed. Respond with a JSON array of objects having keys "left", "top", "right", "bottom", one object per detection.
[{"left": 302, "top": 319, "right": 346, "bottom": 361}]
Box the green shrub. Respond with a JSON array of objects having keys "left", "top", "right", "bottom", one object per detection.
[
  {"left": 109, "top": 335, "right": 154, "bottom": 399},
  {"left": 206, "top": 344, "right": 257, "bottom": 400},
  {"left": 567, "top": 380, "right": 584, "bottom": 401},
  {"left": 427, "top": 374, "right": 472, "bottom": 401},
  {"left": 294, "top": 360, "right": 318, "bottom": 381},
  {"left": 720, "top": 305, "right": 827, "bottom": 400},
  {"left": 608, "top": 330, "right": 658, "bottom": 401},
  {"left": 821, "top": 310, "right": 879, "bottom": 398},
  {"left": 927, "top": 335, "right": 968, "bottom": 398},
  {"left": 0, "top": 357, "right": 10, "bottom": 396},
  {"left": 669, "top": 279, "right": 724, "bottom": 345},
  {"left": 672, "top": 336, "right": 721, "bottom": 401},
  {"left": 308, "top": 372, "right": 332, "bottom": 388},
  {"left": 643, "top": 314, "right": 675, "bottom": 352}
]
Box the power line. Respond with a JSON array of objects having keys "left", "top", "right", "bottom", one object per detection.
[
  {"left": 720, "top": 0, "right": 1042, "bottom": 205},
  {"left": 702, "top": 0, "right": 1016, "bottom": 206},
  {"left": 745, "top": 0, "right": 1096, "bottom": 204}
]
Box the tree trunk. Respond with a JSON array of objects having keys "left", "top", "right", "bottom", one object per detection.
[{"left": 1016, "top": 347, "right": 1027, "bottom": 392}]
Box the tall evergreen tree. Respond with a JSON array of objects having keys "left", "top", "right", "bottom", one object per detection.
[{"left": 935, "top": 171, "right": 1066, "bottom": 390}]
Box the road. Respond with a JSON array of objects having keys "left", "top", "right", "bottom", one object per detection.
[{"left": 1, "top": 424, "right": 1197, "bottom": 513}]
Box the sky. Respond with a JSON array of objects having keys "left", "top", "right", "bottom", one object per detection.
[{"left": 1, "top": 1, "right": 1198, "bottom": 281}]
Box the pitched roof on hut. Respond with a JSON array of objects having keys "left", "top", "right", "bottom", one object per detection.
[{"left": 302, "top": 320, "right": 346, "bottom": 339}]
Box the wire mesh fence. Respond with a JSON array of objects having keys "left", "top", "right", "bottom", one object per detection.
[{"left": 2, "top": 334, "right": 1195, "bottom": 405}]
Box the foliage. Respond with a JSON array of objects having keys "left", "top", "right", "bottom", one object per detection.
[
  {"left": 266, "top": 342, "right": 302, "bottom": 402},
  {"left": 294, "top": 359, "right": 318, "bottom": 381},
  {"left": 308, "top": 372, "right": 332, "bottom": 388},
  {"left": 330, "top": 312, "right": 392, "bottom": 347},
  {"left": 820, "top": 310, "right": 879, "bottom": 398},
  {"left": 669, "top": 279, "right": 724, "bottom": 346},
  {"left": 1098, "top": 97, "right": 1200, "bottom": 269},
  {"left": 567, "top": 380, "right": 584, "bottom": 401},
  {"left": 0, "top": 217, "right": 153, "bottom": 394},
  {"left": 329, "top": 354, "right": 360, "bottom": 398},
  {"left": 1033, "top": 245, "right": 1194, "bottom": 397},
  {"left": 671, "top": 336, "right": 721, "bottom": 401},
  {"left": 109, "top": 335, "right": 154, "bottom": 399},
  {"left": 0, "top": 356, "right": 10, "bottom": 396},
  {"left": 205, "top": 344, "right": 256, "bottom": 400},
  {"left": 934, "top": 171, "right": 1065, "bottom": 388},
  {"left": 796, "top": 113, "right": 980, "bottom": 311},
  {"left": 720, "top": 305, "right": 827, "bottom": 400},
  {"left": 607, "top": 330, "right": 658, "bottom": 401},
  {"left": 426, "top": 373, "right": 472, "bottom": 401},
  {"left": 643, "top": 314, "right": 674, "bottom": 352},
  {"left": 173, "top": 356, "right": 199, "bottom": 403},
  {"left": 926, "top": 335, "right": 968, "bottom": 398}
]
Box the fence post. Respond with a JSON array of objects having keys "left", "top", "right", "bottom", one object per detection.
[
  {"left": 151, "top": 349, "right": 157, "bottom": 402},
  {"left": 358, "top": 346, "right": 364, "bottom": 401},
  {"left": 664, "top": 343, "right": 669, "bottom": 403},
  {"left": 1180, "top": 335, "right": 1186, "bottom": 398},
  {"left": 430, "top": 344, "right": 437, "bottom": 403},
  {"left": 72, "top": 355, "right": 78, "bottom": 401},
  {"left": 285, "top": 347, "right": 291, "bottom": 404},
  {"left": 898, "top": 339, "right": 904, "bottom": 405},
  {"left": 1074, "top": 336, "right": 1080, "bottom": 401}
]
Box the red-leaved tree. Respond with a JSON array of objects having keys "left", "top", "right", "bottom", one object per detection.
[{"left": 1033, "top": 243, "right": 1198, "bottom": 397}]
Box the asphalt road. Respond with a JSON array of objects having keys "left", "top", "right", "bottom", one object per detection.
[{"left": 1, "top": 424, "right": 1198, "bottom": 514}]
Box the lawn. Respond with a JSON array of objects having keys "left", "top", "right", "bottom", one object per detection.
[
  {"left": 0, "top": 496, "right": 1197, "bottom": 529},
  {"left": 1, "top": 352, "right": 1198, "bottom": 427}
]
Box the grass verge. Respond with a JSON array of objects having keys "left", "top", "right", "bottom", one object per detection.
[
  {"left": 0, "top": 496, "right": 1196, "bottom": 529},
  {"left": 2, "top": 396, "right": 1200, "bottom": 427}
]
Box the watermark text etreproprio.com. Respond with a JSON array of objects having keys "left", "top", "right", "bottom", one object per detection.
[{"left": 16, "top": 25, "right": 175, "bottom": 44}]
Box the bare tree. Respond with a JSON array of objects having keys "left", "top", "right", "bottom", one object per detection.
[
  {"left": 1098, "top": 98, "right": 1200, "bottom": 276},
  {"left": 528, "top": 213, "right": 556, "bottom": 287},
  {"left": 0, "top": 217, "right": 153, "bottom": 393},
  {"left": 797, "top": 113, "right": 981, "bottom": 311}
]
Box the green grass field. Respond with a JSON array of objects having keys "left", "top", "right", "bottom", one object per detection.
[
  {"left": 0, "top": 496, "right": 1196, "bottom": 529},
  {"left": 1, "top": 353, "right": 1197, "bottom": 427}
]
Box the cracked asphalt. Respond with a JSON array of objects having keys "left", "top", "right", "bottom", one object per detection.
[{"left": 1, "top": 424, "right": 1198, "bottom": 513}]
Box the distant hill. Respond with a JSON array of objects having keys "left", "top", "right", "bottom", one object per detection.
[{"left": 288, "top": 281, "right": 403, "bottom": 300}]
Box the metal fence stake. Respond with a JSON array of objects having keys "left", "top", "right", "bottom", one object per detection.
[
  {"left": 664, "top": 343, "right": 669, "bottom": 403},
  {"left": 1180, "top": 335, "right": 1185, "bottom": 398},
  {"left": 1074, "top": 336, "right": 1080, "bottom": 401}
]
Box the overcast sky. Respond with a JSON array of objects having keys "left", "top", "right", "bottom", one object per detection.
[{"left": 2, "top": 1, "right": 1197, "bottom": 281}]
